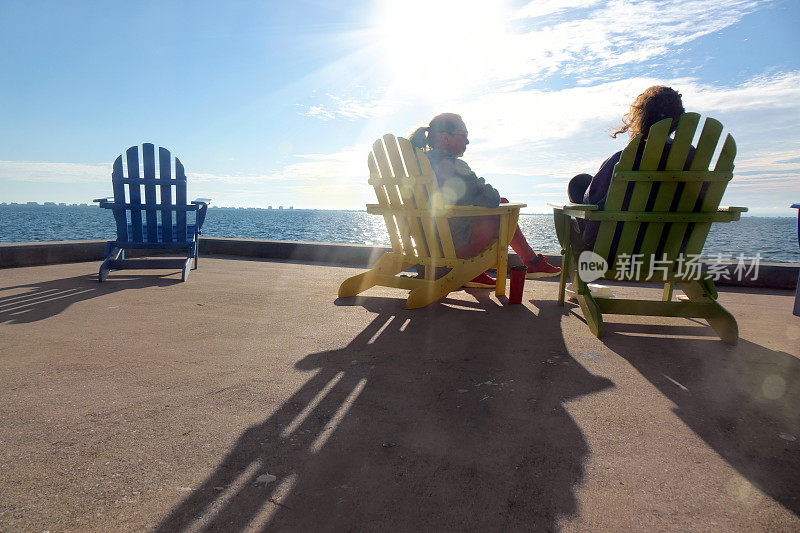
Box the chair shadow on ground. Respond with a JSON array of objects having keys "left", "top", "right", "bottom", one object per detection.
[
  {"left": 0, "top": 274, "right": 182, "bottom": 324},
  {"left": 562, "top": 297, "right": 800, "bottom": 516},
  {"left": 156, "top": 291, "right": 614, "bottom": 531}
]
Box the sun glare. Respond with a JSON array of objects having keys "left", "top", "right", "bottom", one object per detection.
[{"left": 371, "top": 0, "right": 513, "bottom": 102}]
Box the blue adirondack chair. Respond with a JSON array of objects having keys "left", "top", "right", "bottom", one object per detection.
[
  {"left": 93, "top": 143, "right": 210, "bottom": 282},
  {"left": 792, "top": 203, "right": 800, "bottom": 316}
]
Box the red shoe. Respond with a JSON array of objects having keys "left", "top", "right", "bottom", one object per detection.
[
  {"left": 464, "top": 272, "right": 496, "bottom": 288},
  {"left": 525, "top": 254, "right": 561, "bottom": 279}
]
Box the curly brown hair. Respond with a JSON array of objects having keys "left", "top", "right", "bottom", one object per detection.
[{"left": 612, "top": 86, "right": 685, "bottom": 139}]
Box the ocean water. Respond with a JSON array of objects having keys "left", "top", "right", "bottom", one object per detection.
[{"left": 1, "top": 205, "right": 798, "bottom": 263}]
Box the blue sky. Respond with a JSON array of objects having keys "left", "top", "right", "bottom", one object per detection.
[{"left": 0, "top": 0, "right": 798, "bottom": 214}]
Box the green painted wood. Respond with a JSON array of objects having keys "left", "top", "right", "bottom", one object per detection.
[
  {"left": 555, "top": 114, "right": 743, "bottom": 343},
  {"left": 638, "top": 113, "right": 702, "bottom": 265},
  {"left": 617, "top": 119, "right": 672, "bottom": 275},
  {"left": 593, "top": 134, "right": 642, "bottom": 263},
  {"left": 142, "top": 143, "right": 159, "bottom": 243},
  {"left": 158, "top": 147, "right": 174, "bottom": 243},
  {"left": 595, "top": 298, "right": 717, "bottom": 318},
  {"left": 685, "top": 134, "right": 737, "bottom": 257},
  {"left": 662, "top": 118, "right": 723, "bottom": 259}
]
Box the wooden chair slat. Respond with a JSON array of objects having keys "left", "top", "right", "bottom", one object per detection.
[
  {"left": 384, "top": 134, "right": 430, "bottom": 257},
  {"left": 685, "top": 134, "right": 737, "bottom": 257},
  {"left": 142, "top": 143, "right": 159, "bottom": 242},
  {"left": 369, "top": 154, "right": 402, "bottom": 254},
  {"left": 159, "top": 147, "right": 174, "bottom": 243},
  {"left": 639, "top": 113, "right": 703, "bottom": 262},
  {"left": 111, "top": 156, "right": 128, "bottom": 242},
  {"left": 592, "top": 134, "right": 641, "bottom": 263},
  {"left": 373, "top": 137, "right": 415, "bottom": 256},
  {"left": 126, "top": 146, "right": 143, "bottom": 242},
  {"left": 398, "top": 137, "right": 442, "bottom": 259},
  {"left": 175, "top": 158, "right": 188, "bottom": 242}
]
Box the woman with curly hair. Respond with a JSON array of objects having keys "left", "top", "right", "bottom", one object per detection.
[
  {"left": 409, "top": 113, "right": 560, "bottom": 287},
  {"left": 568, "top": 86, "right": 690, "bottom": 247}
]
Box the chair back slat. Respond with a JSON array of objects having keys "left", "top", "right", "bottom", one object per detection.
[
  {"left": 683, "top": 133, "right": 736, "bottom": 257},
  {"left": 398, "top": 137, "right": 444, "bottom": 259},
  {"left": 126, "top": 146, "right": 144, "bottom": 242},
  {"left": 142, "top": 143, "right": 159, "bottom": 242},
  {"left": 175, "top": 158, "right": 188, "bottom": 242},
  {"left": 111, "top": 156, "right": 128, "bottom": 241},
  {"left": 369, "top": 154, "right": 403, "bottom": 254},
  {"left": 637, "top": 113, "right": 701, "bottom": 263},
  {"left": 383, "top": 134, "right": 430, "bottom": 257},
  {"left": 372, "top": 138, "right": 416, "bottom": 256},
  {"left": 589, "top": 115, "right": 734, "bottom": 282},
  {"left": 661, "top": 118, "right": 724, "bottom": 260},
  {"left": 158, "top": 147, "right": 174, "bottom": 243},
  {"left": 591, "top": 135, "right": 641, "bottom": 262},
  {"left": 610, "top": 119, "right": 672, "bottom": 274}
]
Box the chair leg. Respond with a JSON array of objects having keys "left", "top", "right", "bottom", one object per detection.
[
  {"left": 793, "top": 271, "right": 800, "bottom": 317},
  {"left": 338, "top": 253, "right": 404, "bottom": 298},
  {"left": 98, "top": 247, "right": 122, "bottom": 282},
  {"left": 575, "top": 292, "right": 604, "bottom": 338},
  {"left": 680, "top": 279, "right": 738, "bottom": 345},
  {"left": 406, "top": 262, "right": 484, "bottom": 309},
  {"left": 662, "top": 281, "right": 674, "bottom": 301},
  {"left": 182, "top": 257, "right": 192, "bottom": 282},
  {"left": 558, "top": 250, "right": 569, "bottom": 306}
]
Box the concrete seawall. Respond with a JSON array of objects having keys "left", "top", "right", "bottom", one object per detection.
[{"left": 1, "top": 237, "right": 797, "bottom": 290}]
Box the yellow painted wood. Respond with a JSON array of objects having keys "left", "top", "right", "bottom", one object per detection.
[
  {"left": 338, "top": 135, "right": 525, "bottom": 308},
  {"left": 372, "top": 138, "right": 415, "bottom": 256},
  {"left": 369, "top": 155, "right": 402, "bottom": 254}
]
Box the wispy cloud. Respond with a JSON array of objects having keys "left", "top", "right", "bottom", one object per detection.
[
  {"left": 298, "top": 94, "right": 395, "bottom": 121},
  {"left": 0, "top": 161, "right": 111, "bottom": 183}
]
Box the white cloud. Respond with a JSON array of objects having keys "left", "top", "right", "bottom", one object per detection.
[{"left": 0, "top": 161, "right": 111, "bottom": 183}]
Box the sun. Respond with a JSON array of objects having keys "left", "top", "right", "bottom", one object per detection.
[{"left": 369, "top": 0, "right": 514, "bottom": 103}]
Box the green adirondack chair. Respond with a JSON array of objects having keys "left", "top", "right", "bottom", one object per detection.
[{"left": 550, "top": 113, "right": 747, "bottom": 344}]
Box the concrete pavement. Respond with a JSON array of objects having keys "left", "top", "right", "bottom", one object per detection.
[{"left": 1, "top": 257, "right": 798, "bottom": 531}]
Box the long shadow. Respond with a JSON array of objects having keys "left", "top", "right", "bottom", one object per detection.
[
  {"left": 0, "top": 274, "right": 181, "bottom": 324},
  {"left": 156, "top": 291, "right": 613, "bottom": 531},
  {"left": 598, "top": 321, "right": 800, "bottom": 515}
]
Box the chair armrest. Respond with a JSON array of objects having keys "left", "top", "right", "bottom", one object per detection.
[
  {"left": 790, "top": 203, "right": 799, "bottom": 209},
  {"left": 718, "top": 206, "right": 748, "bottom": 213},
  {"left": 93, "top": 197, "right": 114, "bottom": 203},
  {"left": 548, "top": 202, "right": 599, "bottom": 211},
  {"left": 366, "top": 203, "right": 525, "bottom": 217},
  {"left": 445, "top": 202, "right": 526, "bottom": 217},
  {"left": 192, "top": 198, "right": 212, "bottom": 206}
]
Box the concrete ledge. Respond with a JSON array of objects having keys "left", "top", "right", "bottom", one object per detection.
[{"left": 1, "top": 237, "right": 797, "bottom": 290}]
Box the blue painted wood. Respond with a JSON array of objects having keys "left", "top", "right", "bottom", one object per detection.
[
  {"left": 175, "top": 158, "right": 188, "bottom": 243},
  {"left": 142, "top": 143, "right": 159, "bottom": 242},
  {"left": 111, "top": 156, "right": 128, "bottom": 241},
  {"left": 126, "top": 146, "right": 144, "bottom": 242},
  {"left": 159, "top": 147, "right": 173, "bottom": 243},
  {"left": 792, "top": 203, "right": 800, "bottom": 316},
  {"left": 94, "top": 144, "right": 210, "bottom": 281}
]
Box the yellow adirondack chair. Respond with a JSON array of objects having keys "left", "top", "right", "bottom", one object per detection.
[
  {"left": 550, "top": 113, "right": 747, "bottom": 344},
  {"left": 338, "top": 134, "right": 525, "bottom": 309}
]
